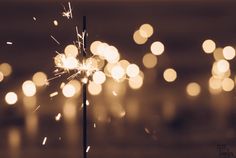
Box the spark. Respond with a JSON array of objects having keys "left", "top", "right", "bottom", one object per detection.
[
  {"left": 6, "top": 42, "right": 13, "bottom": 45},
  {"left": 60, "top": 82, "right": 66, "bottom": 89},
  {"left": 59, "top": 137, "right": 62, "bottom": 140},
  {"left": 50, "top": 91, "right": 58, "bottom": 98},
  {"left": 50, "top": 35, "right": 60, "bottom": 45},
  {"left": 93, "top": 123, "right": 96, "bottom": 128},
  {"left": 33, "top": 105, "right": 41, "bottom": 113},
  {"left": 33, "top": 17, "right": 37, "bottom": 21},
  {"left": 86, "top": 146, "right": 91, "bottom": 153},
  {"left": 62, "top": 2, "right": 73, "bottom": 19},
  {"left": 53, "top": 20, "right": 59, "bottom": 26},
  {"left": 55, "top": 113, "right": 62, "bottom": 121},
  {"left": 144, "top": 128, "right": 151, "bottom": 134},
  {"left": 112, "top": 91, "right": 118, "bottom": 96},
  {"left": 42, "top": 137, "right": 47, "bottom": 145}
]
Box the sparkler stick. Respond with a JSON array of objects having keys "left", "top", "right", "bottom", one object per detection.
[{"left": 82, "top": 16, "right": 88, "bottom": 158}]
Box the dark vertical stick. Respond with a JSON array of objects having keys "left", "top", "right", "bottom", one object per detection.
[{"left": 82, "top": 16, "right": 87, "bottom": 158}]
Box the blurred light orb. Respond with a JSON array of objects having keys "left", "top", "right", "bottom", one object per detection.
[
  {"left": 90, "top": 41, "right": 101, "bottom": 55},
  {"left": 97, "top": 42, "right": 109, "bottom": 57},
  {"left": 163, "top": 68, "right": 177, "bottom": 82},
  {"left": 133, "top": 30, "right": 148, "bottom": 45},
  {"left": 128, "top": 75, "right": 143, "bottom": 89},
  {"left": 202, "top": 39, "right": 216, "bottom": 54},
  {"left": 0, "top": 71, "right": 4, "bottom": 82},
  {"left": 54, "top": 54, "right": 65, "bottom": 67},
  {"left": 88, "top": 81, "right": 102, "bottom": 95},
  {"left": 5, "top": 92, "right": 18, "bottom": 105},
  {"left": 213, "top": 48, "right": 224, "bottom": 61},
  {"left": 0, "top": 63, "right": 12, "bottom": 77},
  {"left": 64, "top": 44, "right": 78, "bottom": 57},
  {"left": 62, "top": 84, "right": 76, "bottom": 98},
  {"left": 142, "top": 53, "right": 157, "bottom": 68},
  {"left": 150, "top": 41, "right": 164, "bottom": 55},
  {"left": 222, "top": 78, "right": 234, "bottom": 92},
  {"left": 104, "top": 46, "right": 120, "bottom": 64},
  {"left": 126, "top": 64, "right": 140, "bottom": 77},
  {"left": 216, "top": 59, "right": 229, "bottom": 73},
  {"left": 209, "top": 76, "right": 222, "bottom": 90},
  {"left": 93, "top": 71, "right": 106, "bottom": 84},
  {"left": 223, "top": 46, "right": 235, "bottom": 60},
  {"left": 32, "top": 72, "right": 47, "bottom": 87},
  {"left": 111, "top": 65, "right": 125, "bottom": 80},
  {"left": 69, "top": 80, "right": 81, "bottom": 95},
  {"left": 22, "top": 80, "right": 37, "bottom": 97},
  {"left": 139, "top": 23, "right": 154, "bottom": 38},
  {"left": 119, "top": 60, "right": 130, "bottom": 70},
  {"left": 63, "top": 56, "right": 78, "bottom": 69},
  {"left": 186, "top": 82, "right": 201, "bottom": 96}
]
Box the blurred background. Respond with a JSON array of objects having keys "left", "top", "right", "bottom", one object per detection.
[{"left": 0, "top": 0, "right": 236, "bottom": 157}]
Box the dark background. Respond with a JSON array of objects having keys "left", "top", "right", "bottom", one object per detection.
[{"left": 0, "top": 0, "right": 236, "bottom": 158}]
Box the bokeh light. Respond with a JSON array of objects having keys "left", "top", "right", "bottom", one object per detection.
[
  {"left": 0, "top": 71, "right": 4, "bottom": 82},
  {"left": 92, "top": 71, "right": 106, "bottom": 84},
  {"left": 222, "top": 78, "right": 234, "bottom": 92},
  {"left": 186, "top": 82, "right": 201, "bottom": 96},
  {"left": 0, "top": 63, "right": 12, "bottom": 77},
  {"left": 111, "top": 65, "right": 125, "bottom": 80},
  {"left": 139, "top": 23, "right": 154, "bottom": 38},
  {"left": 133, "top": 30, "right": 147, "bottom": 45},
  {"left": 68, "top": 80, "right": 81, "bottom": 95},
  {"left": 213, "top": 48, "right": 224, "bottom": 61},
  {"left": 64, "top": 44, "right": 78, "bottom": 57},
  {"left": 32, "top": 72, "right": 47, "bottom": 87},
  {"left": 142, "top": 53, "right": 157, "bottom": 68},
  {"left": 62, "top": 83, "right": 76, "bottom": 98},
  {"left": 150, "top": 41, "right": 164, "bottom": 55},
  {"left": 22, "top": 80, "right": 37, "bottom": 97},
  {"left": 163, "top": 68, "right": 177, "bottom": 82},
  {"left": 216, "top": 59, "right": 230, "bottom": 73},
  {"left": 223, "top": 46, "right": 235, "bottom": 60},
  {"left": 202, "top": 39, "right": 216, "bottom": 54},
  {"left": 126, "top": 64, "right": 140, "bottom": 78},
  {"left": 128, "top": 74, "right": 143, "bottom": 89},
  {"left": 88, "top": 81, "right": 102, "bottom": 95},
  {"left": 90, "top": 41, "right": 101, "bottom": 55},
  {"left": 5, "top": 92, "right": 18, "bottom": 105}
]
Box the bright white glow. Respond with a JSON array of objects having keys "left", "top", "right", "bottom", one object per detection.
[
  {"left": 216, "top": 59, "right": 230, "bottom": 73},
  {"left": 202, "top": 39, "right": 216, "bottom": 54},
  {"left": 0, "top": 71, "right": 4, "bottom": 82},
  {"left": 104, "top": 46, "right": 120, "bottom": 64},
  {"left": 93, "top": 71, "right": 106, "bottom": 84},
  {"left": 64, "top": 44, "right": 78, "bottom": 57},
  {"left": 90, "top": 41, "right": 102, "bottom": 55},
  {"left": 223, "top": 46, "right": 235, "bottom": 60},
  {"left": 163, "top": 68, "right": 177, "bottom": 82},
  {"left": 111, "top": 65, "right": 125, "bottom": 80},
  {"left": 62, "top": 84, "right": 76, "bottom": 98},
  {"left": 22, "top": 80, "right": 37, "bottom": 97},
  {"left": 62, "top": 56, "right": 78, "bottom": 69},
  {"left": 126, "top": 64, "right": 140, "bottom": 77},
  {"left": 128, "top": 75, "right": 143, "bottom": 89},
  {"left": 150, "top": 41, "right": 164, "bottom": 55},
  {"left": 5, "top": 92, "right": 18, "bottom": 105}
]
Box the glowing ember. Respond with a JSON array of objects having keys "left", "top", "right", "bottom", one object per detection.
[
  {"left": 6, "top": 41, "right": 13, "bottom": 45},
  {"left": 86, "top": 146, "right": 91, "bottom": 153},
  {"left": 50, "top": 91, "right": 58, "bottom": 98},
  {"left": 33, "top": 105, "right": 41, "bottom": 113},
  {"left": 55, "top": 113, "right": 62, "bottom": 121}
]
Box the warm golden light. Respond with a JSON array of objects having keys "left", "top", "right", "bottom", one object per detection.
[
  {"left": 63, "top": 56, "right": 78, "bottom": 69},
  {"left": 104, "top": 46, "right": 120, "bottom": 64},
  {"left": 62, "top": 83, "right": 76, "bottom": 98},
  {"left": 128, "top": 74, "right": 143, "bottom": 89},
  {"left": 0, "top": 63, "right": 12, "bottom": 77},
  {"left": 186, "top": 82, "right": 201, "bottom": 96},
  {"left": 0, "top": 71, "right": 4, "bottom": 82},
  {"left": 213, "top": 48, "right": 224, "bottom": 61},
  {"left": 222, "top": 78, "right": 234, "bottom": 92},
  {"left": 88, "top": 81, "right": 102, "bottom": 95},
  {"left": 119, "top": 60, "right": 130, "bottom": 70},
  {"left": 64, "top": 44, "right": 78, "bottom": 57},
  {"left": 126, "top": 64, "right": 140, "bottom": 77},
  {"left": 92, "top": 71, "right": 106, "bottom": 84},
  {"left": 97, "top": 42, "right": 109, "bottom": 57},
  {"left": 90, "top": 41, "right": 101, "bottom": 55},
  {"left": 209, "top": 76, "right": 221, "bottom": 90},
  {"left": 142, "top": 53, "right": 157, "bottom": 68},
  {"left": 22, "top": 80, "right": 37, "bottom": 97},
  {"left": 163, "top": 68, "right": 177, "bottom": 82},
  {"left": 68, "top": 80, "right": 81, "bottom": 95},
  {"left": 139, "top": 23, "right": 154, "bottom": 38},
  {"left": 150, "top": 41, "right": 164, "bottom": 55},
  {"left": 63, "top": 101, "right": 76, "bottom": 121},
  {"left": 32, "top": 72, "right": 47, "bottom": 87},
  {"left": 216, "top": 59, "right": 230, "bottom": 73},
  {"left": 111, "top": 65, "right": 125, "bottom": 80},
  {"left": 202, "top": 39, "right": 216, "bottom": 54},
  {"left": 133, "top": 30, "right": 148, "bottom": 45},
  {"left": 5, "top": 92, "right": 18, "bottom": 105},
  {"left": 223, "top": 46, "right": 235, "bottom": 60}
]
